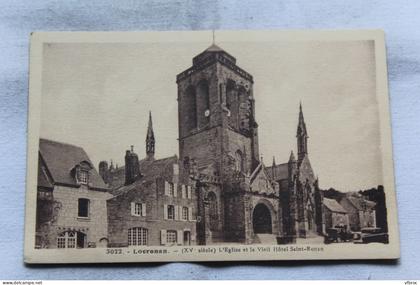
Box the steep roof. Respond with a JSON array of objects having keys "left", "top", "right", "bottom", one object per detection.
[
  {"left": 37, "top": 158, "right": 53, "bottom": 189},
  {"left": 110, "top": 155, "right": 178, "bottom": 196},
  {"left": 205, "top": 43, "right": 224, "bottom": 52},
  {"left": 266, "top": 162, "right": 289, "bottom": 181},
  {"left": 39, "top": 138, "right": 107, "bottom": 190},
  {"left": 323, "top": 197, "right": 347, "bottom": 213},
  {"left": 347, "top": 196, "right": 376, "bottom": 210},
  {"left": 139, "top": 155, "right": 178, "bottom": 178}
]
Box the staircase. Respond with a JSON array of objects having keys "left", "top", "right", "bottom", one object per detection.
[{"left": 255, "top": 234, "right": 278, "bottom": 244}]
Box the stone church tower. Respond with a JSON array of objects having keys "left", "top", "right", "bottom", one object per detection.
[{"left": 177, "top": 43, "right": 282, "bottom": 244}]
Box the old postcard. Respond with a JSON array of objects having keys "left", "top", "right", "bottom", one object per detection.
[{"left": 24, "top": 30, "right": 399, "bottom": 263}]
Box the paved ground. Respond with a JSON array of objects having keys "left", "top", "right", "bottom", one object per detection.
[{"left": 296, "top": 235, "right": 325, "bottom": 244}]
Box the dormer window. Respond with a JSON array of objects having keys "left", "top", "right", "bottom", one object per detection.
[
  {"left": 72, "top": 161, "right": 92, "bottom": 185},
  {"left": 78, "top": 170, "right": 89, "bottom": 184}
]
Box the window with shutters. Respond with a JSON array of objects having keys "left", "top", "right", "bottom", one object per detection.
[
  {"left": 128, "top": 227, "right": 148, "bottom": 246},
  {"left": 168, "top": 183, "right": 175, "bottom": 196},
  {"left": 182, "top": 207, "right": 189, "bottom": 221},
  {"left": 134, "top": 203, "right": 142, "bottom": 216},
  {"left": 166, "top": 230, "right": 177, "bottom": 245},
  {"left": 167, "top": 205, "right": 175, "bottom": 220}
]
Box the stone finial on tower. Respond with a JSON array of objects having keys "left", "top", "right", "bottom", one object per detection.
[
  {"left": 296, "top": 102, "right": 308, "bottom": 162},
  {"left": 146, "top": 111, "right": 155, "bottom": 161}
]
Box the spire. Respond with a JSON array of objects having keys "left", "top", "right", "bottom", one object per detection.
[
  {"left": 297, "top": 101, "right": 307, "bottom": 137},
  {"left": 296, "top": 102, "right": 308, "bottom": 162},
  {"left": 272, "top": 156, "right": 276, "bottom": 167},
  {"left": 146, "top": 111, "right": 155, "bottom": 160}
]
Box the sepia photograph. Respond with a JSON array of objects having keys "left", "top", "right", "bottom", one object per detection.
[{"left": 24, "top": 30, "right": 399, "bottom": 263}]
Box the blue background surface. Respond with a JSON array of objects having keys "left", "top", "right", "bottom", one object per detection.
[{"left": 1, "top": 0, "right": 419, "bottom": 280}]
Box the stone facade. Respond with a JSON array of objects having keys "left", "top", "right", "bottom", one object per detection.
[
  {"left": 106, "top": 155, "right": 198, "bottom": 247},
  {"left": 36, "top": 139, "right": 111, "bottom": 249},
  {"left": 176, "top": 44, "right": 320, "bottom": 244},
  {"left": 321, "top": 197, "right": 350, "bottom": 231},
  {"left": 340, "top": 195, "right": 376, "bottom": 231},
  {"left": 103, "top": 112, "right": 198, "bottom": 247}
]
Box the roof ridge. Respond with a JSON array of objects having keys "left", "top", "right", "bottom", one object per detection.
[{"left": 40, "top": 137, "right": 84, "bottom": 150}]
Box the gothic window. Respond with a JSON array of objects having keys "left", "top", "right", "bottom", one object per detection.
[
  {"left": 128, "top": 227, "right": 148, "bottom": 246},
  {"left": 226, "top": 80, "right": 239, "bottom": 129},
  {"left": 185, "top": 85, "right": 197, "bottom": 131},
  {"left": 197, "top": 80, "right": 210, "bottom": 127},
  {"left": 207, "top": 192, "right": 218, "bottom": 231},
  {"left": 238, "top": 86, "right": 250, "bottom": 132},
  {"left": 235, "top": 150, "right": 244, "bottom": 172},
  {"left": 78, "top": 198, "right": 90, "bottom": 218},
  {"left": 166, "top": 230, "right": 177, "bottom": 245}
]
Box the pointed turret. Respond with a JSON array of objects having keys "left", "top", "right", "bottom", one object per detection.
[
  {"left": 272, "top": 156, "right": 276, "bottom": 167},
  {"left": 296, "top": 102, "right": 308, "bottom": 162},
  {"left": 146, "top": 111, "right": 155, "bottom": 161},
  {"left": 288, "top": 150, "right": 297, "bottom": 181},
  {"left": 289, "top": 150, "right": 296, "bottom": 162}
]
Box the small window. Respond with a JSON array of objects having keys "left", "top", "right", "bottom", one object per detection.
[
  {"left": 78, "top": 198, "right": 90, "bottom": 218},
  {"left": 168, "top": 183, "right": 175, "bottom": 196},
  {"left": 131, "top": 202, "right": 143, "bottom": 216},
  {"left": 182, "top": 207, "right": 189, "bottom": 221},
  {"left": 167, "top": 205, "right": 175, "bottom": 220},
  {"left": 166, "top": 230, "right": 177, "bottom": 245},
  {"left": 78, "top": 170, "right": 89, "bottom": 184}
]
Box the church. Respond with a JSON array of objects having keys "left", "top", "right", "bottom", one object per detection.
[
  {"left": 101, "top": 42, "right": 324, "bottom": 245},
  {"left": 175, "top": 43, "right": 322, "bottom": 244}
]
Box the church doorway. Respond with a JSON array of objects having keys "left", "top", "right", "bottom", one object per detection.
[{"left": 253, "top": 203, "right": 272, "bottom": 234}]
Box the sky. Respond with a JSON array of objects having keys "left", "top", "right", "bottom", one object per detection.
[{"left": 40, "top": 37, "right": 382, "bottom": 191}]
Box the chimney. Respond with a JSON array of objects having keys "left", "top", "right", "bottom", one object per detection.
[
  {"left": 125, "top": 146, "right": 141, "bottom": 185},
  {"left": 98, "top": 161, "right": 109, "bottom": 184}
]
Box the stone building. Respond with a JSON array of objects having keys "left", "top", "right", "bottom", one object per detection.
[
  {"left": 35, "top": 138, "right": 112, "bottom": 249},
  {"left": 321, "top": 197, "right": 349, "bottom": 231},
  {"left": 104, "top": 113, "right": 197, "bottom": 247},
  {"left": 340, "top": 194, "right": 376, "bottom": 231},
  {"left": 175, "top": 43, "right": 322, "bottom": 244}
]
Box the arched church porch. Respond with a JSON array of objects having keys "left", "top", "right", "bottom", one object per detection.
[{"left": 245, "top": 196, "right": 282, "bottom": 244}]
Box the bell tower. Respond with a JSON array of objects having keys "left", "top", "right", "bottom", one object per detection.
[
  {"left": 176, "top": 43, "right": 259, "bottom": 179},
  {"left": 176, "top": 42, "right": 260, "bottom": 243}
]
